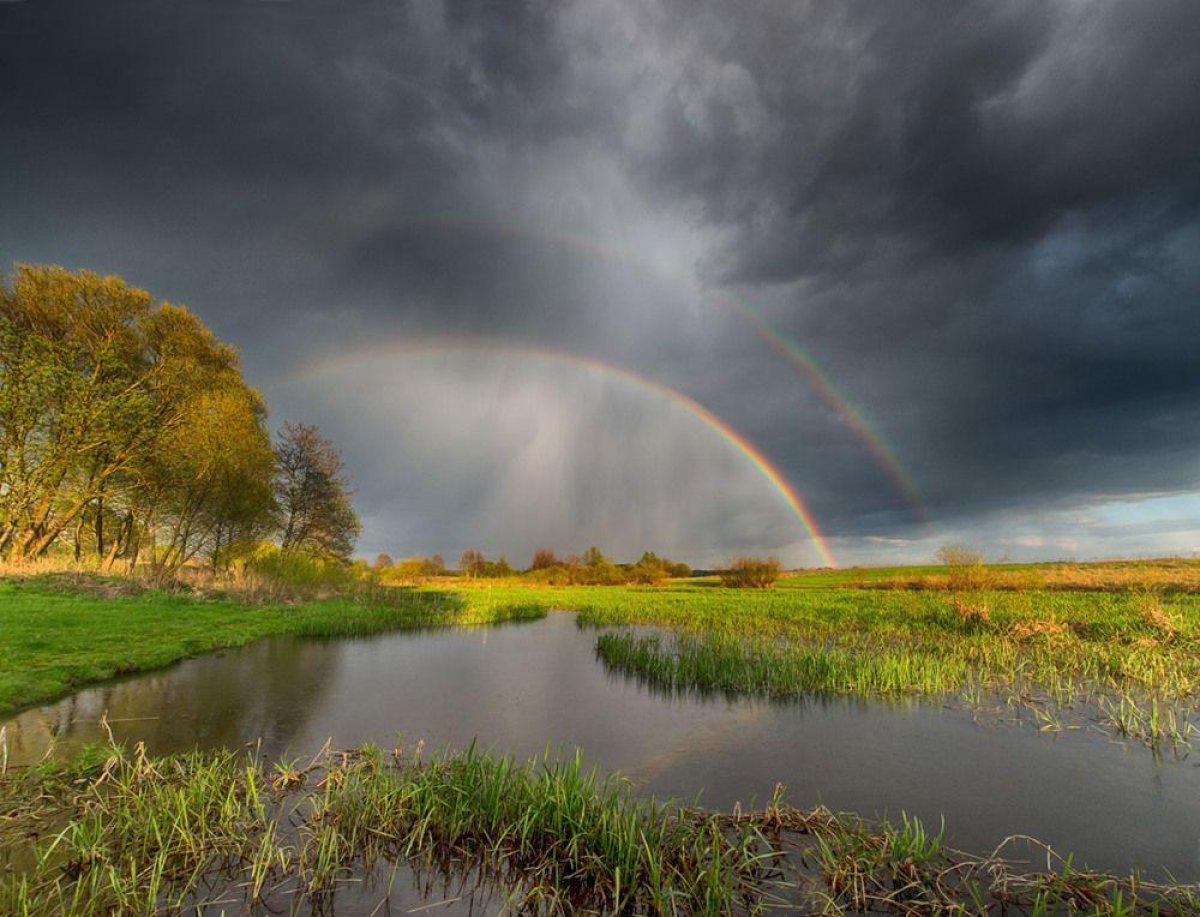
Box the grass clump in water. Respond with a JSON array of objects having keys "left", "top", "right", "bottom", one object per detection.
[
  {"left": 3, "top": 742, "right": 1198, "bottom": 915},
  {"left": 0, "top": 742, "right": 778, "bottom": 915}
]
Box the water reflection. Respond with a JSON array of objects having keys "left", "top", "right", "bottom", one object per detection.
[
  {"left": 4, "top": 613, "right": 1200, "bottom": 881},
  {"left": 4, "top": 636, "right": 341, "bottom": 760}
]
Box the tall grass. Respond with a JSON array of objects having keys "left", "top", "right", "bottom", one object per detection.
[{"left": 3, "top": 742, "right": 1196, "bottom": 915}]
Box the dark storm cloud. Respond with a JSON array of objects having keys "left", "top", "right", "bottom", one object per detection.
[{"left": 2, "top": 0, "right": 1198, "bottom": 560}]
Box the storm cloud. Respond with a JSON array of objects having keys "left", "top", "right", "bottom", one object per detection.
[{"left": 2, "top": 0, "right": 1198, "bottom": 564}]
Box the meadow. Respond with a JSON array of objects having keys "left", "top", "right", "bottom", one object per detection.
[
  {"left": 449, "top": 563, "right": 1200, "bottom": 749},
  {"left": 0, "top": 575, "right": 544, "bottom": 718},
  {"left": 5, "top": 560, "right": 1200, "bottom": 913}
]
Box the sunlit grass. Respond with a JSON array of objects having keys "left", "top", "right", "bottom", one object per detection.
[
  {"left": 443, "top": 570, "right": 1200, "bottom": 749},
  {"left": 0, "top": 578, "right": 544, "bottom": 717}
]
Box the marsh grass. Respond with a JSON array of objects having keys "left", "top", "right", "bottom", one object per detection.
[
  {"left": 3, "top": 743, "right": 1197, "bottom": 915},
  {"left": 0, "top": 742, "right": 782, "bottom": 915}
]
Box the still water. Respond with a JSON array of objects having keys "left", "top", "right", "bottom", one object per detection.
[{"left": 5, "top": 613, "right": 1199, "bottom": 881}]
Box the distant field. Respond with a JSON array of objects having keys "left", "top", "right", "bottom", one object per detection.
[{"left": 440, "top": 561, "right": 1200, "bottom": 748}]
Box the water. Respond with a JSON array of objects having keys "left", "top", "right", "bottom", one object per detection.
[{"left": 5, "top": 613, "right": 1199, "bottom": 882}]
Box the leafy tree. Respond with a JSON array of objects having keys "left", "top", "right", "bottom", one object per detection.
[
  {"left": 274, "top": 422, "right": 360, "bottom": 562},
  {"left": 626, "top": 551, "right": 691, "bottom": 585},
  {"left": 141, "top": 385, "right": 277, "bottom": 574},
  {"left": 373, "top": 553, "right": 394, "bottom": 570},
  {"left": 0, "top": 265, "right": 248, "bottom": 560}
]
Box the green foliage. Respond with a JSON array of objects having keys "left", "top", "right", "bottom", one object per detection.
[
  {"left": 382, "top": 554, "right": 446, "bottom": 581},
  {"left": 0, "top": 264, "right": 254, "bottom": 562},
  {"left": 0, "top": 264, "right": 349, "bottom": 573},
  {"left": 719, "top": 556, "right": 782, "bottom": 588}
]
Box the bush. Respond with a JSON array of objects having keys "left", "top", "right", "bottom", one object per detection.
[
  {"left": 935, "top": 543, "right": 990, "bottom": 590},
  {"left": 719, "top": 557, "right": 782, "bottom": 589},
  {"left": 239, "top": 544, "right": 357, "bottom": 599}
]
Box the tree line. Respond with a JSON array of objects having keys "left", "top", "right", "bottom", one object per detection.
[
  {"left": 0, "top": 265, "right": 360, "bottom": 574},
  {"left": 374, "top": 545, "right": 695, "bottom": 586}
]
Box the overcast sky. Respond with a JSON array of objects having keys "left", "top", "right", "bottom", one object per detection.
[{"left": 3, "top": 0, "right": 1198, "bottom": 567}]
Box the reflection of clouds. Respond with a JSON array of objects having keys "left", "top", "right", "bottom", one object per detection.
[
  {"left": 296, "top": 350, "right": 811, "bottom": 568},
  {"left": 2, "top": 638, "right": 342, "bottom": 766}
]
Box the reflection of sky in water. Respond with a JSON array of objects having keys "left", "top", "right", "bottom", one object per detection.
[{"left": 5, "top": 613, "right": 1200, "bottom": 880}]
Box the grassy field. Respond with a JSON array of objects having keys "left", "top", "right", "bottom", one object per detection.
[
  {"left": 0, "top": 576, "right": 544, "bottom": 718},
  {"left": 4, "top": 562, "right": 1200, "bottom": 912},
  {"left": 447, "top": 565, "right": 1200, "bottom": 747}
]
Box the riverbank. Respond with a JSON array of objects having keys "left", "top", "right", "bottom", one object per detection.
[{"left": 0, "top": 576, "right": 544, "bottom": 717}]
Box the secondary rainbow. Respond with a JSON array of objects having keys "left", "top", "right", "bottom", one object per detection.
[{"left": 298, "top": 337, "right": 838, "bottom": 568}]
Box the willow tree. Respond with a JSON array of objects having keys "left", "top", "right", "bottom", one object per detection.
[{"left": 0, "top": 264, "right": 270, "bottom": 562}]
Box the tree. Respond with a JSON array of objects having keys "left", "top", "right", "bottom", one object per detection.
[
  {"left": 459, "top": 548, "right": 485, "bottom": 578},
  {"left": 143, "top": 385, "right": 277, "bottom": 574},
  {"left": 373, "top": 553, "right": 394, "bottom": 570},
  {"left": 0, "top": 264, "right": 251, "bottom": 560},
  {"left": 530, "top": 547, "right": 560, "bottom": 571},
  {"left": 274, "top": 422, "right": 360, "bottom": 562}
]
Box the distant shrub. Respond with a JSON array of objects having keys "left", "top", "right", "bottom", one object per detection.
[
  {"left": 720, "top": 557, "right": 782, "bottom": 589},
  {"left": 936, "top": 543, "right": 991, "bottom": 590},
  {"left": 628, "top": 552, "right": 691, "bottom": 585},
  {"left": 1136, "top": 594, "right": 1178, "bottom": 640},
  {"left": 529, "top": 548, "right": 560, "bottom": 571},
  {"left": 947, "top": 595, "right": 991, "bottom": 628}
]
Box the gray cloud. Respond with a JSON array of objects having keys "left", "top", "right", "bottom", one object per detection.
[{"left": 2, "top": 0, "right": 1198, "bottom": 563}]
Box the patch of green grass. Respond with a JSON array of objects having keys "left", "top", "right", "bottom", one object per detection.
[
  {"left": 0, "top": 578, "right": 544, "bottom": 717},
  {"left": 444, "top": 577, "right": 1200, "bottom": 748}
]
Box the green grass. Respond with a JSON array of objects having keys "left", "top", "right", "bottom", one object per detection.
[
  {"left": 7, "top": 564, "right": 1200, "bottom": 742},
  {"left": 3, "top": 742, "right": 1195, "bottom": 915},
  {"left": 446, "top": 575, "right": 1200, "bottom": 747},
  {"left": 0, "top": 577, "right": 545, "bottom": 717}
]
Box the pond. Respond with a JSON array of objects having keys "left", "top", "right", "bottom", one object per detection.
[{"left": 4, "top": 612, "right": 1199, "bottom": 885}]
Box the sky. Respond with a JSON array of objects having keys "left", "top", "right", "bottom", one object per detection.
[{"left": 2, "top": 0, "right": 1198, "bottom": 568}]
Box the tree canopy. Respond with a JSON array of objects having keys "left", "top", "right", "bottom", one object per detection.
[{"left": 0, "top": 264, "right": 359, "bottom": 570}]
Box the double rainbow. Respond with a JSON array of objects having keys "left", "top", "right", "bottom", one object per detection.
[{"left": 300, "top": 338, "right": 839, "bottom": 568}]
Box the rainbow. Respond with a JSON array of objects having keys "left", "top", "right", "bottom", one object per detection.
[
  {"left": 364, "top": 215, "right": 925, "bottom": 521},
  {"left": 299, "top": 338, "right": 838, "bottom": 568},
  {"left": 722, "top": 300, "right": 927, "bottom": 521}
]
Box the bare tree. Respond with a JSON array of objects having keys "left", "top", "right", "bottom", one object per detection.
[{"left": 275, "top": 423, "right": 360, "bottom": 561}]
